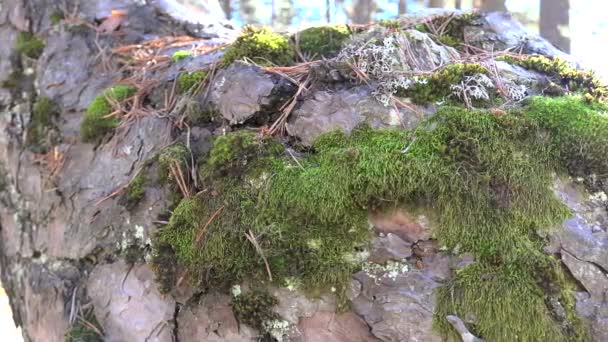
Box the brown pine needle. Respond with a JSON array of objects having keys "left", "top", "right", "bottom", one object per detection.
[{"left": 195, "top": 205, "right": 224, "bottom": 245}]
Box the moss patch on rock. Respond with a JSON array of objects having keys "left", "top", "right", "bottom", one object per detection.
[
  {"left": 26, "top": 97, "right": 59, "bottom": 153},
  {"left": 231, "top": 289, "right": 279, "bottom": 332},
  {"left": 176, "top": 70, "right": 207, "bottom": 93},
  {"left": 296, "top": 25, "right": 351, "bottom": 59},
  {"left": 398, "top": 63, "right": 489, "bottom": 104},
  {"left": 157, "top": 144, "right": 190, "bottom": 185},
  {"left": 499, "top": 55, "right": 607, "bottom": 101},
  {"left": 154, "top": 96, "right": 602, "bottom": 339},
  {"left": 172, "top": 50, "right": 192, "bottom": 62},
  {"left": 119, "top": 172, "right": 146, "bottom": 209},
  {"left": 223, "top": 26, "right": 294, "bottom": 66},
  {"left": 421, "top": 12, "right": 481, "bottom": 47},
  {"left": 65, "top": 309, "right": 103, "bottom": 342},
  {"left": 15, "top": 32, "right": 45, "bottom": 59},
  {"left": 80, "top": 85, "right": 136, "bottom": 142}
]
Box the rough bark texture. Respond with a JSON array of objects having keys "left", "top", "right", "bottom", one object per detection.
[
  {"left": 540, "top": 0, "right": 570, "bottom": 53},
  {"left": 0, "top": 1, "right": 607, "bottom": 342}
]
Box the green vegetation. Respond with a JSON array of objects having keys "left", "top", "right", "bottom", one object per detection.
[
  {"left": 231, "top": 289, "right": 279, "bottom": 332},
  {"left": 50, "top": 11, "right": 64, "bottom": 25},
  {"left": 398, "top": 63, "right": 488, "bottom": 104},
  {"left": 65, "top": 310, "right": 103, "bottom": 342},
  {"left": 172, "top": 50, "right": 192, "bottom": 62},
  {"left": 150, "top": 242, "right": 177, "bottom": 294},
  {"left": 15, "top": 32, "right": 45, "bottom": 59},
  {"left": 420, "top": 12, "right": 481, "bottom": 47},
  {"left": 378, "top": 19, "right": 402, "bottom": 30},
  {"left": 499, "top": 55, "right": 607, "bottom": 101},
  {"left": 157, "top": 144, "right": 190, "bottom": 185},
  {"left": 26, "top": 97, "right": 59, "bottom": 153},
  {"left": 223, "top": 26, "right": 294, "bottom": 66},
  {"left": 120, "top": 172, "right": 146, "bottom": 209},
  {"left": 296, "top": 25, "right": 351, "bottom": 58},
  {"left": 80, "top": 85, "right": 136, "bottom": 142},
  {"left": 176, "top": 70, "right": 206, "bottom": 93},
  {"left": 154, "top": 96, "right": 603, "bottom": 339}
]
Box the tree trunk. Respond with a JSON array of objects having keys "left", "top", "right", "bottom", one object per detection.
[
  {"left": 480, "top": 0, "right": 507, "bottom": 11},
  {"left": 220, "top": 0, "right": 232, "bottom": 19},
  {"left": 540, "top": 0, "right": 570, "bottom": 52},
  {"left": 455, "top": 0, "right": 462, "bottom": 9},
  {"left": 399, "top": 0, "right": 407, "bottom": 15},
  {"left": 350, "top": 0, "right": 377, "bottom": 24},
  {"left": 428, "top": 0, "right": 445, "bottom": 8}
]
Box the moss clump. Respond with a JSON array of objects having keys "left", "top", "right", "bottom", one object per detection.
[
  {"left": 120, "top": 172, "right": 146, "bottom": 209},
  {"left": 379, "top": 19, "right": 402, "bottom": 30},
  {"left": 399, "top": 63, "right": 488, "bottom": 104},
  {"left": 176, "top": 70, "right": 207, "bottom": 93},
  {"left": 157, "top": 144, "right": 190, "bottom": 185},
  {"left": 65, "top": 310, "right": 103, "bottom": 342},
  {"left": 15, "top": 32, "right": 45, "bottom": 59},
  {"left": 172, "top": 50, "right": 192, "bottom": 62},
  {"left": 223, "top": 26, "right": 294, "bottom": 66},
  {"left": 80, "top": 85, "right": 136, "bottom": 142},
  {"left": 26, "top": 97, "right": 60, "bottom": 153},
  {"left": 232, "top": 289, "right": 279, "bottom": 332},
  {"left": 50, "top": 11, "right": 64, "bottom": 25},
  {"left": 499, "top": 55, "right": 607, "bottom": 101},
  {"left": 296, "top": 25, "right": 351, "bottom": 59}
]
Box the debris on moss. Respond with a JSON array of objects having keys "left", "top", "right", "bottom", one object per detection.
[
  {"left": 157, "top": 144, "right": 190, "bottom": 185},
  {"left": 15, "top": 32, "right": 45, "bottom": 59},
  {"left": 296, "top": 25, "right": 351, "bottom": 59},
  {"left": 222, "top": 26, "right": 294, "bottom": 66},
  {"left": 499, "top": 55, "right": 607, "bottom": 101},
  {"left": 26, "top": 97, "right": 60, "bottom": 153},
  {"left": 80, "top": 85, "right": 136, "bottom": 142},
  {"left": 231, "top": 288, "right": 279, "bottom": 332},
  {"left": 420, "top": 12, "right": 482, "bottom": 47},
  {"left": 172, "top": 50, "right": 192, "bottom": 62},
  {"left": 176, "top": 70, "right": 207, "bottom": 93},
  {"left": 65, "top": 309, "right": 103, "bottom": 342},
  {"left": 378, "top": 19, "right": 402, "bottom": 30}
]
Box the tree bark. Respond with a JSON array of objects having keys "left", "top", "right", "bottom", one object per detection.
[
  {"left": 480, "top": 0, "right": 507, "bottom": 11},
  {"left": 540, "top": 0, "right": 570, "bottom": 53},
  {"left": 428, "top": 0, "right": 445, "bottom": 8},
  {"left": 399, "top": 0, "right": 407, "bottom": 15}
]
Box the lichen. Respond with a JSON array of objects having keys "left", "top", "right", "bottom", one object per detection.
[
  {"left": 65, "top": 309, "right": 103, "bottom": 342},
  {"left": 176, "top": 70, "right": 207, "bottom": 93},
  {"left": 397, "top": 63, "right": 489, "bottom": 104},
  {"left": 296, "top": 25, "right": 351, "bottom": 59},
  {"left": 222, "top": 26, "right": 294, "bottom": 66},
  {"left": 15, "top": 32, "right": 45, "bottom": 59},
  {"left": 26, "top": 97, "right": 59, "bottom": 153},
  {"left": 499, "top": 55, "right": 607, "bottom": 101},
  {"left": 157, "top": 144, "right": 190, "bottom": 185},
  {"left": 80, "top": 85, "right": 136, "bottom": 142},
  {"left": 172, "top": 50, "right": 191, "bottom": 62},
  {"left": 231, "top": 289, "right": 279, "bottom": 333}
]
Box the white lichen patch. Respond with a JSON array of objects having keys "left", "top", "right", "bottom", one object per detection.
[
  {"left": 450, "top": 73, "right": 494, "bottom": 104},
  {"left": 342, "top": 250, "right": 371, "bottom": 264},
  {"left": 589, "top": 191, "right": 608, "bottom": 204},
  {"left": 362, "top": 260, "right": 410, "bottom": 283},
  {"left": 283, "top": 277, "right": 301, "bottom": 291},
  {"left": 263, "top": 319, "right": 293, "bottom": 342},
  {"left": 231, "top": 284, "right": 242, "bottom": 297}
]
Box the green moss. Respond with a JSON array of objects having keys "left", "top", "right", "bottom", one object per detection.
[
  {"left": 151, "top": 242, "right": 178, "bottom": 294},
  {"left": 158, "top": 144, "right": 190, "bottom": 185},
  {"left": 26, "top": 97, "right": 59, "bottom": 153},
  {"left": 15, "top": 32, "right": 45, "bottom": 59},
  {"left": 398, "top": 63, "right": 488, "bottom": 104},
  {"left": 80, "top": 85, "right": 136, "bottom": 142},
  {"left": 223, "top": 26, "right": 294, "bottom": 66},
  {"left": 172, "top": 50, "right": 192, "bottom": 62},
  {"left": 232, "top": 289, "right": 279, "bottom": 332},
  {"left": 379, "top": 19, "right": 402, "bottom": 29},
  {"left": 176, "top": 70, "right": 207, "bottom": 93},
  {"left": 65, "top": 310, "right": 103, "bottom": 342},
  {"left": 120, "top": 172, "right": 146, "bottom": 209},
  {"left": 50, "top": 11, "right": 64, "bottom": 25},
  {"left": 499, "top": 55, "right": 607, "bottom": 101},
  {"left": 296, "top": 25, "right": 351, "bottom": 59},
  {"left": 155, "top": 97, "right": 603, "bottom": 339}
]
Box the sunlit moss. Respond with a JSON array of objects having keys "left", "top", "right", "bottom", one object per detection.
[
  {"left": 172, "top": 50, "right": 192, "bottom": 62},
  {"left": 176, "top": 70, "right": 207, "bottom": 93},
  {"left": 222, "top": 26, "right": 294, "bottom": 66}
]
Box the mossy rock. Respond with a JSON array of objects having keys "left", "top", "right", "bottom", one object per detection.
[
  {"left": 154, "top": 96, "right": 603, "bottom": 339},
  {"left": 26, "top": 97, "right": 60, "bottom": 153},
  {"left": 223, "top": 26, "right": 294, "bottom": 66},
  {"left": 80, "top": 85, "right": 136, "bottom": 142},
  {"left": 15, "top": 32, "right": 45, "bottom": 59},
  {"left": 119, "top": 172, "right": 146, "bottom": 209},
  {"left": 65, "top": 310, "right": 103, "bottom": 342},
  {"left": 231, "top": 289, "right": 279, "bottom": 332},
  {"left": 296, "top": 25, "right": 351, "bottom": 59}
]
